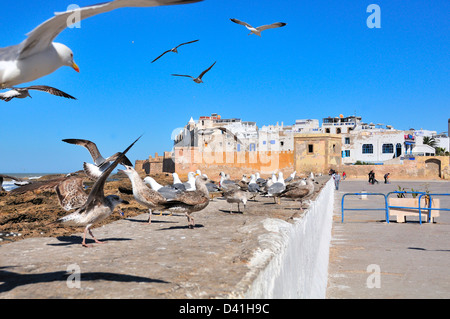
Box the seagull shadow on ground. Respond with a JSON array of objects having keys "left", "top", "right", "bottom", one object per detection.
[
  {"left": 47, "top": 235, "right": 132, "bottom": 246},
  {"left": 124, "top": 217, "right": 178, "bottom": 224},
  {"left": 218, "top": 209, "right": 244, "bottom": 215},
  {"left": 157, "top": 224, "right": 204, "bottom": 231},
  {"left": 408, "top": 247, "right": 450, "bottom": 252},
  {"left": 0, "top": 266, "right": 169, "bottom": 294}
]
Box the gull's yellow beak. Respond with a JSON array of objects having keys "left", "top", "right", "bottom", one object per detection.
[{"left": 72, "top": 61, "right": 80, "bottom": 73}]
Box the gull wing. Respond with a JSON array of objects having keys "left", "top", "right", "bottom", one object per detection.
[
  {"left": 171, "top": 74, "right": 195, "bottom": 79},
  {"left": 198, "top": 61, "right": 216, "bottom": 79},
  {"left": 230, "top": 18, "right": 253, "bottom": 29},
  {"left": 79, "top": 135, "right": 141, "bottom": 211},
  {"left": 18, "top": 0, "right": 203, "bottom": 59},
  {"left": 103, "top": 152, "right": 134, "bottom": 167},
  {"left": 62, "top": 138, "right": 105, "bottom": 165},
  {"left": 175, "top": 39, "right": 199, "bottom": 48},
  {"left": 26, "top": 85, "right": 77, "bottom": 99},
  {"left": 256, "top": 22, "right": 287, "bottom": 31},
  {"left": 151, "top": 49, "right": 172, "bottom": 63}
]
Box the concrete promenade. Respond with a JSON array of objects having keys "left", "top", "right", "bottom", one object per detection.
[
  {"left": 326, "top": 179, "right": 450, "bottom": 298},
  {"left": 1, "top": 177, "right": 449, "bottom": 299},
  {"left": 0, "top": 177, "right": 330, "bottom": 299}
]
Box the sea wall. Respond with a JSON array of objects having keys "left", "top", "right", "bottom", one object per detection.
[{"left": 244, "top": 178, "right": 334, "bottom": 298}]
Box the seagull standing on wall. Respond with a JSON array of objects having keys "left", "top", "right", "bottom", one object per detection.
[
  {"left": 0, "top": 0, "right": 202, "bottom": 89},
  {"left": 230, "top": 18, "right": 287, "bottom": 36}
]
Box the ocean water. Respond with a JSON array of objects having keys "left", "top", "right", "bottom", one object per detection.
[{"left": 1, "top": 173, "right": 58, "bottom": 191}]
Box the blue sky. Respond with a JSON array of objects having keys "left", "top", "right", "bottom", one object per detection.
[{"left": 1, "top": 0, "right": 449, "bottom": 173}]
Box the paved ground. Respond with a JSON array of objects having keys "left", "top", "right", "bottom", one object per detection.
[
  {"left": 2, "top": 177, "right": 449, "bottom": 299},
  {"left": 0, "top": 177, "right": 328, "bottom": 299},
  {"left": 326, "top": 179, "right": 450, "bottom": 299}
]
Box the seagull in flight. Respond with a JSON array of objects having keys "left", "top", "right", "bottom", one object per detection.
[
  {"left": 53, "top": 136, "right": 141, "bottom": 247},
  {"left": 0, "top": 0, "right": 203, "bottom": 89},
  {"left": 62, "top": 138, "right": 133, "bottom": 181},
  {"left": 0, "top": 85, "right": 76, "bottom": 102},
  {"left": 151, "top": 39, "right": 199, "bottom": 63},
  {"left": 230, "top": 18, "right": 287, "bottom": 36},
  {"left": 171, "top": 61, "right": 216, "bottom": 83}
]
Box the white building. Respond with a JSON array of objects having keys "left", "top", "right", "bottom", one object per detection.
[{"left": 174, "top": 113, "right": 446, "bottom": 163}]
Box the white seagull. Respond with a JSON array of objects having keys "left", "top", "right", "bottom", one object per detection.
[
  {"left": 0, "top": 85, "right": 76, "bottom": 102},
  {"left": 0, "top": 0, "right": 203, "bottom": 89},
  {"left": 171, "top": 61, "right": 216, "bottom": 83},
  {"left": 151, "top": 39, "right": 199, "bottom": 63},
  {"left": 230, "top": 18, "right": 287, "bottom": 36}
]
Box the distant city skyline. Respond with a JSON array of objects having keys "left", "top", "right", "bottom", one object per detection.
[{"left": 1, "top": 0, "right": 448, "bottom": 173}]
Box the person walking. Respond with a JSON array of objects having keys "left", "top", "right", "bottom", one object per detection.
[
  {"left": 384, "top": 173, "right": 390, "bottom": 184},
  {"left": 372, "top": 171, "right": 379, "bottom": 184},
  {"left": 368, "top": 170, "right": 374, "bottom": 184},
  {"left": 342, "top": 171, "right": 346, "bottom": 180},
  {"left": 334, "top": 171, "right": 341, "bottom": 190}
]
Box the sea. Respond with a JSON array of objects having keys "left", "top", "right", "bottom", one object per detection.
[{"left": 1, "top": 173, "right": 60, "bottom": 191}]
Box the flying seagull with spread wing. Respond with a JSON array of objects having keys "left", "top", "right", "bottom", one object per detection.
[
  {"left": 151, "top": 39, "right": 199, "bottom": 63},
  {"left": 171, "top": 61, "right": 216, "bottom": 83},
  {"left": 230, "top": 18, "right": 286, "bottom": 36},
  {"left": 52, "top": 136, "right": 141, "bottom": 247},
  {"left": 0, "top": 0, "right": 203, "bottom": 89},
  {"left": 0, "top": 85, "right": 76, "bottom": 102},
  {"left": 62, "top": 138, "right": 133, "bottom": 181}
]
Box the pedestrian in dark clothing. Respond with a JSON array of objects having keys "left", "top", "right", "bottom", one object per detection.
[
  {"left": 372, "top": 171, "right": 379, "bottom": 184},
  {"left": 368, "top": 170, "right": 374, "bottom": 184},
  {"left": 384, "top": 173, "right": 390, "bottom": 184}
]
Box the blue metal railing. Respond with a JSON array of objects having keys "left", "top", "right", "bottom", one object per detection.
[
  {"left": 417, "top": 193, "right": 450, "bottom": 224},
  {"left": 341, "top": 191, "right": 449, "bottom": 224},
  {"left": 341, "top": 193, "right": 389, "bottom": 223}
]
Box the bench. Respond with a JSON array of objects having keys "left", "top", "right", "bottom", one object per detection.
[{"left": 388, "top": 198, "right": 440, "bottom": 223}]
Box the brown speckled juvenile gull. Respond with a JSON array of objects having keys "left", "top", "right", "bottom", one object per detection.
[
  {"left": 55, "top": 175, "right": 88, "bottom": 211},
  {"left": 160, "top": 175, "right": 210, "bottom": 228},
  {"left": 120, "top": 165, "right": 168, "bottom": 223},
  {"left": 52, "top": 136, "right": 140, "bottom": 247},
  {"left": 222, "top": 188, "right": 248, "bottom": 214},
  {"left": 279, "top": 178, "right": 315, "bottom": 211}
]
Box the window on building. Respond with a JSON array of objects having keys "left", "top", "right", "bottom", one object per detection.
[
  {"left": 382, "top": 143, "right": 394, "bottom": 154},
  {"left": 362, "top": 144, "right": 373, "bottom": 154},
  {"left": 342, "top": 150, "right": 350, "bottom": 157},
  {"left": 345, "top": 137, "right": 350, "bottom": 144},
  {"left": 336, "top": 128, "right": 341, "bottom": 134},
  {"left": 280, "top": 141, "right": 284, "bottom": 146},
  {"left": 308, "top": 144, "right": 314, "bottom": 154},
  {"left": 270, "top": 140, "right": 276, "bottom": 144},
  {"left": 325, "top": 128, "right": 330, "bottom": 133}
]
